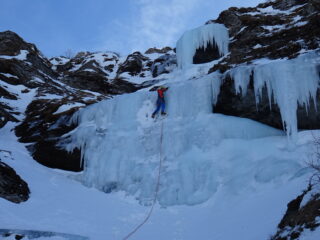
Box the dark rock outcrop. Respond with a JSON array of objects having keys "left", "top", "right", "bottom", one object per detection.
[
  {"left": 271, "top": 185, "right": 320, "bottom": 240},
  {"left": 117, "top": 51, "right": 149, "bottom": 76},
  {"left": 213, "top": 75, "right": 284, "bottom": 130},
  {"left": 0, "top": 161, "right": 30, "bottom": 203},
  {"left": 193, "top": 41, "right": 221, "bottom": 64},
  {"left": 0, "top": 31, "right": 57, "bottom": 87},
  {"left": 15, "top": 100, "right": 83, "bottom": 171},
  {"left": 53, "top": 51, "right": 139, "bottom": 95},
  {"left": 145, "top": 47, "right": 173, "bottom": 54},
  {"left": 210, "top": 0, "right": 320, "bottom": 72},
  {"left": 214, "top": 75, "right": 320, "bottom": 130}
]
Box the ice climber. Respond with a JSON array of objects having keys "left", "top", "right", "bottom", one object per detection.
[{"left": 152, "top": 86, "right": 169, "bottom": 118}]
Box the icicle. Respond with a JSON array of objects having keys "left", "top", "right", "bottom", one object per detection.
[
  {"left": 252, "top": 52, "right": 320, "bottom": 139},
  {"left": 221, "top": 51, "right": 320, "bottom": 140},
  {"left": 176, "top": 23, "right": 229, "bottom": 69},
  {"left": 229, "top": 66, "right": 252, "bottom": 97}
]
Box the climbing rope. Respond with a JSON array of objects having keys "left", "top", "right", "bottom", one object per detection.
[{"left": 122, "top": 121, "right": 164, "bottom": 240}]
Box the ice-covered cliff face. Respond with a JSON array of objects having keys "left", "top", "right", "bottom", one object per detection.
[
  {"left": 65, "top": 64, "right": 312, "bottom": 206},
  {"left": 63, "top": 12, "right": 320, "bottom": 206}
]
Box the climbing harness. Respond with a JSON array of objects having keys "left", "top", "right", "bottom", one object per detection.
[{"left": 122, "top": 121, "right": 165, "bottom": 240}]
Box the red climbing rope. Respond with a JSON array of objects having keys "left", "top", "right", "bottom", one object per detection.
[{"left": 122, "top": 121, "right": 164, "bottom": 240}]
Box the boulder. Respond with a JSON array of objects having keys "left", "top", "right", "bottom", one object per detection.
[{"left": 0, "top": 161, "right": 30, "bottom": 203}]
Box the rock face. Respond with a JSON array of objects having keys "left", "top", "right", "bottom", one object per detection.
[
  {"left": 193, "top": 42, "right": 221, "bottom": 64},
  {"left": 210, "top": 0, "right": 320, "bottom": 70},
  {"left": 117, "top": 52, "right": 148, "bottom": 77},
  {"left": 145, "top": 46, "right": 173, "bottom": 54},
  {"left": 52, "top": 51, "right": 139, "bottom": 95},
  {"left": 206, "top": 0, "right": 320, "bottom": 130},
  {"left": 0, "top": 161, "right": 30, "bottom": 203},
  {"left": 151, "top": 54, "right": 177, "bottom": 77},
  {"left": 271, "top": 185, "right": 320, "bottom": 240}
]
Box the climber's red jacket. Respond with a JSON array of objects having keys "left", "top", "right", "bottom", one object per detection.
[{"left": 157, "top": 88, "right": 167, "bottom": 99}]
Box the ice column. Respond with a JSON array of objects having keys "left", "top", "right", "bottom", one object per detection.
[{"left": 176, "top": 23, "right": 229, "bottom": 69}]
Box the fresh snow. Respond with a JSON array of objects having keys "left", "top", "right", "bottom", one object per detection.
[
  {"left": 53, "top": 103, "right": 86, "bottom": 115},
  {"left": 0, "top": 50, "right": 29, "bottom": 61},
  {"left": 176, "top": 23, "right": 229, "bottom": 68},
  {"left": 0, "top": 72, "right": 19, "bottom": 79},
  {"left": 0, "top": 80, "right": 37, "bottom": 120},
  {"left": 68, "top": 52, "right": 118, "bottom": 76},
  {"left": 50, "top": 56, "right": 70, "bottom": 66}
]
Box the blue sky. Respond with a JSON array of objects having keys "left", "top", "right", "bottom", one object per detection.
[{"left": 0, "top": 0, "right": 264, "bottom": 57}]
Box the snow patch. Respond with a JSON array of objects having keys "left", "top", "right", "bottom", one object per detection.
[
  {"left": 0, "top": 50, "right": 29, "bottom": 61},
  {"left": 0, "top": 73, "right": 19, "bottom": 79},
  {"left": 53, "top": 103, "right": 86, "bottom": 115}
]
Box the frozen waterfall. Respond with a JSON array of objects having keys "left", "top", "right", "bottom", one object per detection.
[
  {"left": 65, "top": 73, "right": 294, "bottom": 207},
  {"left": 63, "top": 33, "right": 319, "bottom": 208}
]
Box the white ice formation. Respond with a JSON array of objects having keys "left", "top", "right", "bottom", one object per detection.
[
  {"left": 64, "top": 24, "right": 319, "bottom": 207},
  {"left": 228, "top": 51, "right": 320, "bottom": 139},
  {"left": 176, "top": 23, "right": 229, "bottom": 68},
  {"left": 65, "top": 72, "right": 297, "bottom": 206}
]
